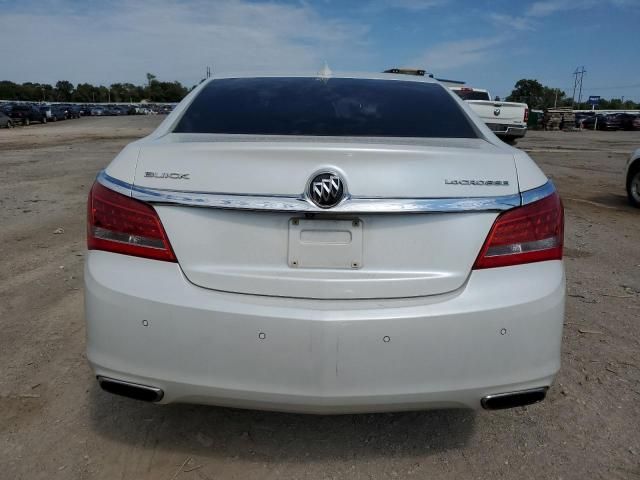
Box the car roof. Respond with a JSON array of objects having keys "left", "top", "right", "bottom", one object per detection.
[
  {"left": 205, "top": 71, "right": 440, "bottom": 85},
  {"left": 449, "top": 86, "right": 489, "bottom": 92}
]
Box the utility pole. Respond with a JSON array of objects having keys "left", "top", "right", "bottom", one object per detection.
[
  {"left": 206, "top": 66, "right": 211, "bottom": 78},
  {"left": 572, "top": 66, "right": 586, "bottom": 107}
]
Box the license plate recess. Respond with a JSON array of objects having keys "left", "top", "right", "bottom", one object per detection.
[{"left": 288, "top": 218, "right": 363, "bottom": 269}]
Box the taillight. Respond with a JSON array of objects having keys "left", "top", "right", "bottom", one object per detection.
[
  {"left": 524, "top": 108, "right": 529, "bottom": 122},
  {"left": 473, "top": 192, "right": 563, "bottom": 269},
  {"left": 87, "top": 182, "right": 176, "bottom": 262}
]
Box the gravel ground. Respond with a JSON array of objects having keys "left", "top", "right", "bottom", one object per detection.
[{"left": 0, "top": 117, "right": 639, "bottom": 479}]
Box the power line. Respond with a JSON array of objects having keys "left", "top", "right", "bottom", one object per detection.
[{"left": 574, "top": 82, "right": 640, "bottom": 91}]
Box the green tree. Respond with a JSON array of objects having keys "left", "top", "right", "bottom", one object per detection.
[
  {"left": 599, "top": 98, "right": 624, "bottom": 109},
  {"left": 506, "top": 79, "right": 570, "bottom": 109},
  {"left": 55, "top": 80, "right": 74, "bottom": 101},
  {"left": 73, "top": 83, "right": 98, "bottom": 102},
  {"left": 0, "top": 81, "right": 17, "bottom": 99},
  {"left": 506, "top": 79, "right": 545, "bottom": 107}
]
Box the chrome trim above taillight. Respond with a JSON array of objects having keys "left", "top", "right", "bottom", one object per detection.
[
  {"left": 96, "top": 170, "right": 555, "bottom": 214},
  {"left": 96, "top": 171, "right": 133, "bottom": 197},
  {"left": 521, "top": 180, "right": 556, "bottom": 205}
]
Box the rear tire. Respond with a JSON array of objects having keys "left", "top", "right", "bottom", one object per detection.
[{"left": 627, "top": 167, "right": 640, "bottom": 208}]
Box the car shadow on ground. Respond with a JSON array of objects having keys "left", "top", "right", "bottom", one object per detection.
[{"left": 88, "top": 385, "right": 476, "bottom": 461}]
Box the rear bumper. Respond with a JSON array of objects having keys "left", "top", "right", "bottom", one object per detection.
[
  {"left": 85, "top": 251, "right": 565, "bottom": 414},
  {"left": 487, "top": 124, "right": 527, "bottom": 138}
]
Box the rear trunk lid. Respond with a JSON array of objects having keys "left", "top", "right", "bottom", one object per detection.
[
  {"left": 466, "top": 101, "right": 527, "bottom": 126},
  {"left": 135, "top": 136, "right": 519, "bottom": 299}
]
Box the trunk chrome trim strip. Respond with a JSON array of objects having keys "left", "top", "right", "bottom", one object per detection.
[
  {"left": 97, "top": 170, "right": 554, "bottom": 213},
  {"left": 521, "top": 180, "right": 556, "bottom": 205}
]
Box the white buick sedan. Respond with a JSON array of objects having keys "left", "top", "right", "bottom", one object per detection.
[{"left": 85, "top": 73, "right": 565, "bottom": 414}]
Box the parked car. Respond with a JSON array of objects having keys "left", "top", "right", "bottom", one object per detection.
[
  {"left": 86, "top": 73, "right": 565, "bottom": 414},
  {"left": 0, "top": 111, "right": 13, "bottom": 128},
  {"left": 9, "top": 104, "right": 47, "bottom": 125},
  {"left": 449, "top": 86, "right": 529, "bottom": 144},
  {"left": 79, "top": 105, "right": 93, "bottom": 116},
  {"left": 110, "top": 106, "right": 127, "bottom": 116},
  {"left": 581, "top": 114, "right": 621, "bottom": 130},
  {"left": 50, "top": 105, "right": 69, "bottom": 121},
  {"left": 574, "top": 111, "right": 595, "bottom": 128},
  {"left": 91, "top": 107, "right": 106, "bottom": 116},
  {"left": 614, "top": 113, "right": 640, "bottom": 131},
  {"left": 626, "top": 148, "right": 640, "bottom": 208},
  {"left": 60, "top": 104, "right": 82, "bottom": 119},
  {"left": 383, "top": 70, "right": 529, "bottom": 144},
  {"left": 39, "top": 105, "right": 53, "bottom": 120}
]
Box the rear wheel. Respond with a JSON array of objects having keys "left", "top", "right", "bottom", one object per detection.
[{"left": 628, "top": 166, "right": 640, "bottom": 208}]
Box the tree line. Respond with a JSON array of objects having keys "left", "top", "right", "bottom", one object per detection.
[
  {"left": 0, "top": 74, "right": 189, "bottom": 103},
  {"left": 506, "top": 79, "right": 639, "bottom": 110},
  {"left": 2, "top": 74, "right": 637, "bottom": 110}
]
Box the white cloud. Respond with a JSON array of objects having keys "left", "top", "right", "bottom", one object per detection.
[
  {"left": 0, "top": 0, "right": 371, "bottom": 86},
  {"left": 366, "top": 0, "right": 447, "bottom": 11},
  {"left": 489, "top": 13, "right": 535, "bottom": 31},
  {"left": 412, "top": 36, "right": 505, "bottom": 71},
  {"left": 490, "top": 0, "right": 637, "bottom": 32},
  {"left": 526, "top": 0, "right": 574, "bottom": 17},
  {"left": 382, "top": 0, "right": 446, "bottom": 10},
  {"left": 525, "top": 0, "right": 637, "bottom": 17}
]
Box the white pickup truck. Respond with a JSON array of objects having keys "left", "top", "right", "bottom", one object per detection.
[{"left": 450, "top": 86, "right": 529, "bottom": 143}]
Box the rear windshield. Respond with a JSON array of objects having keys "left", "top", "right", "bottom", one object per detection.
[
  {"left": 174, "top": 77, "right": 478, "bottom": 138},
  {"left": 453, "top": 89, "right": 491, "bottom": 101}
]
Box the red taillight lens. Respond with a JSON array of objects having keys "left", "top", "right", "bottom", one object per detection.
[
  {"left": 524, "top": 108, "right": 529, "bottom": 122},
  {"left": 473, "top": 192, "right": 563, "bottom": 269},
  {"left": 87, "top": 182, "right": 176, "bottom": 262}
]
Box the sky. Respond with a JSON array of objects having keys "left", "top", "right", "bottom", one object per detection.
[{"left": 1, "top": 0, "right": 639, "bottom": 100}]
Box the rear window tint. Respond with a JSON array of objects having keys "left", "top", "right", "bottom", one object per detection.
[
  {"left": 174, "top": 77, "right": 478, "bottom": 138},
  {"left": 453, "top": 89, "right": 491, "bottom": 101}
]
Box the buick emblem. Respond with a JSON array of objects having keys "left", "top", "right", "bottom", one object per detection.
[{"left": 308, "top": 171, "right": 345, "bottom": 208}]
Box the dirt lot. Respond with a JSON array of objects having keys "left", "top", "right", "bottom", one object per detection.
[{"left": 1, "top": 117, "right": 639, "bottom": 479}]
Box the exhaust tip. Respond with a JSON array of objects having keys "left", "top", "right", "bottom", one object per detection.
[
  {"left": 481, "top": 387, "right": 548, "bottom": 410},
  {"left": 97, "top": 376, "right": 164, "bottom": 402}
]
